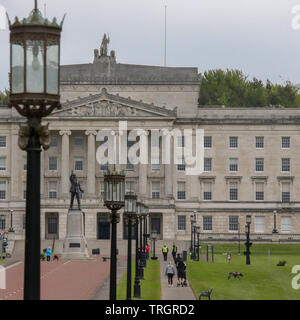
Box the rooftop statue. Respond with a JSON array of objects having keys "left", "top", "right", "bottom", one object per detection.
[{"left": 100, "top": 33, "right": 110, "bottom": 56}]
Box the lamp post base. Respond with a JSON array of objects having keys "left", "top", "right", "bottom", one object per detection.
[
  {"left": 151, "top": 256, "right": 158, "bottom": 260},
  {"left": 133, "top": 278, "right": 141, "bottom": 298}
]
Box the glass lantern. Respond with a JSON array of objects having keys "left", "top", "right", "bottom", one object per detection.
[
  {"left": 246, "top": 215, "right": 252, "bottom": 225},
  {"left": 195, "top": 225, "right": 200, "bottom": 234},
  {"left": 8, "top": 4, "right": 65, "bottom": 114},
  {"left": 124, "top": 193, "right": 137, "bottom": 215},
  {"left": 104, "top": 170, "right": 125, "bottom": 209},
  {"left": 151, "top": 230, "right": 158, "bottom": 240}
]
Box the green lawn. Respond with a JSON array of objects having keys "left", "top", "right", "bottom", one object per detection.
[
  {"left": 117, "top": 258, "right": 161, "bottom": 300},
  {"left": 187, "top": 243, "right": 300, "bottom": 300}
]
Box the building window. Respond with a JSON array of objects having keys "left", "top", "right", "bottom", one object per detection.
[
  {"left": 0, "top": 136, "right": 6, "bottom": 148},
  {"left": 0, "top": 215, "right": 6, "bottom": 229},
  {"left": 74, "top": 136, "right": 83, "bottom": 147},
  {"left": 229, "top": 216, "right": 239, "bottom": 231},
  {"left": 151, "top": 158, "right": 160, "bottom": 171},
  {"left": 204, "top": 136, "right": 212, "bottom": 148},
  {"left": 203, "top": 182, "right": 212, "bottom": 200},
  {"left": 48, "top": 181, "right": 57, "bottom": 199},
  {"left": 177, "top": 182, "right": 186, "bottom": 200},
  {"left": 204, "top": 158, "right": 212, "bottom": 172},
  {"left": 23, "top": 182, "right": 26, "bottom": 200},
  {"left": 281, "top": 216, "right": 292, "bottom": 233},
  {"left": 50, "top": 135, "right": 58, "bottom": 147},
  {"left": 255, "top": 136, "right": 264, "bottom": 148},
  {"left": 229, "top": 182, "right": 238, "bottom": 201},
  {"left": 282, "top": 158, "right": 290, "bottom": 172},
  {"left": 282, "top": 182, "right": 291, "bottom": 202},
  {"left": 255, "top": 216, "right": 265, "bottom": 233},
  {"left": 177, "top": 157, "right": 185, "bottom": 171},
  {"left": 24, "top": 157, "right": 27, "bottom": 171},
  {"left": 177, "top": 136, "right": 185, "bottom": 147},
  {"left": 99, "top": 181, "right": 104, "bottom": 199},
  {"left": 255, "top": 158, "right": 264, "bottom": 172},
  {"left": 48, "top": 157, "right": 58, "bottom": 171},
  {"left": 255, "top": 182, "right": 264, "bottom": 201},
  {"left": 282, "top": 136, "right": 290, "bottom": 149},
  {"left": 177, "top": 216, "right": 186, "bottom": 230},
  {"left": 229, "top": 136, "right": 238, "bottom": 148},
  {"left": 151, "top": 181, "right": 160, "bottom": 199},
  {"left": 0, "top": 181, "right": 7, "bottom": 200},
  {"left": 23, "top": 214, "right": 26, "bottom": 230},
  {"left": 100, "top": 163, "right": 108, "bottom": 171},
  {"left": 203, "top": 216, "right": 212, "bottom": 231},
  {"left": 0, "top": 157, "right": 6, "bottom": 171},
  {"left": 229, "top": 158, "right": 238, "bottom": 172},
  {"left": 74, "top": 158, "right": 83, "bottom": 171},
  {"left": 125, "top": 181, "right": 136, "bottom": 194}
]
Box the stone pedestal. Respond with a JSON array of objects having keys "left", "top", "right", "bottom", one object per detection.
[{"left": 61, "top": 209, "right": 89, "bottom": 260}]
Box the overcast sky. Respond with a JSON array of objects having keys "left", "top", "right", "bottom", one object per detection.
[{"left": 1, "top": 0, "right": 300, "bottom": 90}]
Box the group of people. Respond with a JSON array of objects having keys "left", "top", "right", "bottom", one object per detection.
[{"left": 163, "top": 243, "right": 187, "bottom": 287}]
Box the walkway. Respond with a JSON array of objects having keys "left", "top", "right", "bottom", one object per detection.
[{"left": 159, "top": 254, "right": 196, "bottom": 300}]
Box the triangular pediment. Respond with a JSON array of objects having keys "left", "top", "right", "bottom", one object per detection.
[{"left": 52, "top": 88, "right": 177, "bottom": 118}]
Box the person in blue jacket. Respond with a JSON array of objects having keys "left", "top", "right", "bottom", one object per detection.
[{"left": 46, "top": 247, "right": 52, "bottom": 262}]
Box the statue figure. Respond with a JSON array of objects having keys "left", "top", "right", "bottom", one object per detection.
[
  {"left": 100, "top": 33, "right": 110, "bottom": 56},
  {"left": 69, "top": 171, "right": 84, "bottom": 210}
]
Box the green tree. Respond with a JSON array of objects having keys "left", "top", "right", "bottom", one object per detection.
[{"left": 0, "top": 89, "right": 9, "bottom": 105}]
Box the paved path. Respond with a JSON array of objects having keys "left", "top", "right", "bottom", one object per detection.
[
  {"left": 0, "top": 255, "right": 127, "bottom": 300},
  {"left": 159, "top": 255, "right": 196, "bottom": 300}
]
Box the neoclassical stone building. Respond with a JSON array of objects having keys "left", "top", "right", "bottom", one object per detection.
[{"left": 1, "top": 38, "right": 300, "bottom": 253}]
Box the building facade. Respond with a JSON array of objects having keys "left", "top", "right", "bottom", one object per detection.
[{"left": 1, "top": 39, "right": 300, "bottom": 249}]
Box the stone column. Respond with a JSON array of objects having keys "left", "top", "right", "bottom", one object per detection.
[
  {"left": 85, "top": 130, "right": 97, "bottom": 198},
  {"left": 138, "top": 130, "right": 149, "bottom": 198},
  {"left": 10, "top": 130, "right": 19, "bottom": 201},
  {"left": 59, "top": 130, "right": 71, "bottom": 198},
  {"left": 162, "top": 130, "right": 173, "bottom": 198}
]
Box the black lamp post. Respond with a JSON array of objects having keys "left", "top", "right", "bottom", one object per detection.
[
  {"left": 244, "top": 215, "right": 252, "bottom": 265},
  {"left": 190, "top": 211, "right": 196, "bottom": 260},
  {"left": 104, "top": 169, "right": 125, "bottom": 300},
  {"left": 195, "top": 225, "right": 200, "bottom": 261},
  {"left": 133, "top": 204, "right": 141, "bottom": 298},
  {"left": 151, "top": 230, "right": 158, "bottom": 260},
  {"left": 8, "top": 210, "right": 14, "bottom": 233},
  {"left": 238, "top": 222, "right": 241, "bottom": 255},
  {"left": 136, "top": 202, "right": 144, "bottom": 280},
  {"left": 8, "top": 1, "right": 64, "bottom": 300},
  {"left": 272, "top": 210, "right": 278, "bottom": 234},
  {"left": 141, "top": 204, "right": 148, "bottom": 268},
  {"left": 124, "top": 192, "right": 137, "bottom": 301}
]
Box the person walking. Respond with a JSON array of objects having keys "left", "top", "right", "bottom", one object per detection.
[
  {"left": 165, "top": 261, "right": 175, "bottom": 287},
  {"left": 145, "top": 243, "right": 150, "bottom": 260},
  {"left": 227, "top": 252, "right": 232, "bottom": 263},
  {"left": 162, "top": 244, "right": 169, "bottom": 261},
  {"left": 46, "top": 247, "right": 52, "bottom": 262},
  {"left": 176, "top": 256, "right": 187, "bottom": 287},
  {"left": 171, "top": 243, "right": 178, "bottom": 262}
]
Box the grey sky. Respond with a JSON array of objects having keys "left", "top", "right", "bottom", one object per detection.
[{"left": 0, "top": 0, "right": 300, "bottom": 91}]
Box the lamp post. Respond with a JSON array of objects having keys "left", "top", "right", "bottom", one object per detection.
[
  {"left": 124, "top": 192, "right": 137, "bottom": 301},
  {"left": 272, "top": 210, "right": 278, "bottom": 234},
  {"left": 151, "top": 230, "right": 158, "bottom": 260},
  {"left": 190, "top": 211, "right": 197, "bottom": 260},
  {"left": 141, "top": 204, "right": 148, "bottom": 268},
  {"left": 8, "top": 210, "right": 14, "bottom": 233},
  {"left": 104, "top": 169, "right": 125, "bottom": 300},
  {"left": 136, "top": 202, "right": 144, "bottom": 280},
  {"left": 8, "top": 1, "right": 64, "bottom": 300},
  {"left": 133, "top": 203, "right": 141, "bottom": 298},
  {"left": 244, "top": 215, "right": 252, "bottom": 265},
  {"left": 238, "top": 222, "right": 240, "bottom": 255},
  {"left": 195, "top": 225, "right": 200, "bottom": 261}
]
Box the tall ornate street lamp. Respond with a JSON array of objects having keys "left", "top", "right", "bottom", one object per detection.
[
  {"left": 124, "top": 192, "right": 137, "bottom": 301},
  {"left": 133, "top": 203, "right": 141, "bottom": 298},
  {"left": 8, "top": 210, "right": 14, "bottom": 233},
  {"left": 195, "top": 225, "right": 200, "bottom": 261},
  {"left": 272, "top": 210, "right": 278, "bottom": 234},
  {"left": 136, "top": 202, "right": 144, "bottom": 280},
  {"left": 151, "top": 230, "right": 158, "bottom": 260},
  {"left": 141, "top": 204, "right": 149, "bottom": 268},
  {"left": 190, "top": 211, "right": 197, "bottom": 260},
  {"left": 104, "top": 169, "right": 125, "bottom": 300},
  {"left": 7, "top": 0, "right": 64, "bottom": 300},
  {"left": 238, "top": 222, "right": 241, "bottom": 255},
  {"left": 244, "top": 215, "right": 252, "bottom": 265}
]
